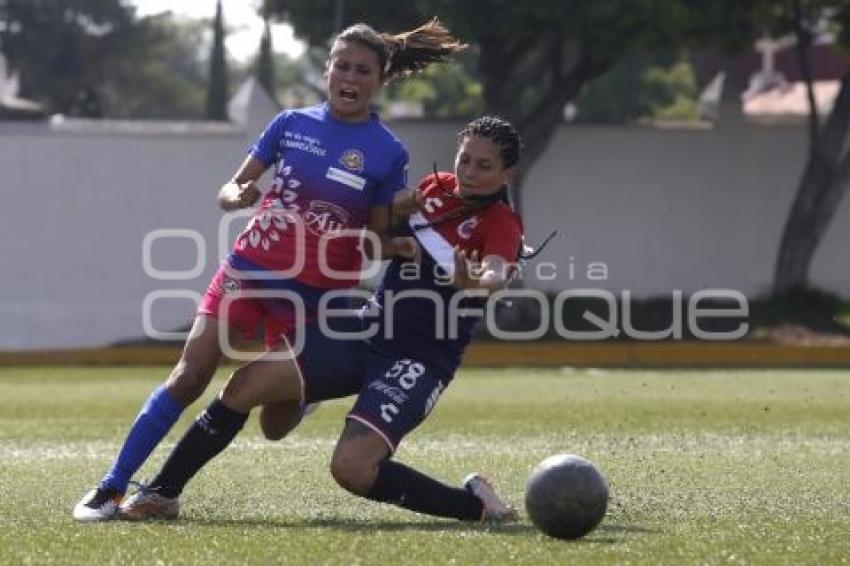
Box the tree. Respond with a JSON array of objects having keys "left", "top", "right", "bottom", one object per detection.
[
  {"left": 256, "top": 8, "right": 276, "bottom": 100},
  {"left": 101, "top": 13, "right": 209, "bottom": 119},
  {"left": 266, "top": 0, "right": 850, "bottom": 298},
  {"left": 206, "top": 0, "right": 228, "bottom": 120},
  {"left": 0, "top": 1, "right": 212, "bottom": 118},
  {"left": 265, "top": 0, "right": 724, "bottom": 209},
  {"left": 0, "top": 0, "right": 136, "bottom": 115},
  {"left": 771, "top": 0, "right": 850, "bottom": 295},
  {"left": 382, "top": 49, "right": 484, "bottom": 119},
  {"left": 574, "top": 50, "right": 700, "bottom": 123}
]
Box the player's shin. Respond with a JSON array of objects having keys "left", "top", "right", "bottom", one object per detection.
[
  {"left": 146, "top": 398, "right": 248, "bottom": 498},
  {"left": 100, "top": 384, "right": 182, "bottom": 493},
  {"left": 366, "top": 459, "right": 484, "bottom": 521}
]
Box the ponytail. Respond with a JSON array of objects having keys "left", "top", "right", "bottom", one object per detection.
[
  {"left": 333, "top": 18, "right": 466, "bottom": 83},
  {"left": 380, "top": 18, "right": 466, "bottom": 82}
]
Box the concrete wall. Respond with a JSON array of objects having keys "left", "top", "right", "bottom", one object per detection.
[
  {"left": 395, "top": 120, "right": 850, "bottom": 298},
  {"left": 2, "top": 109, "right": 848, "bottom": 349}
]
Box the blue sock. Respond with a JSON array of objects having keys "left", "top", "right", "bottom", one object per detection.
[{"left": 100, "top": 385, "right": 183, "bottom": 493}]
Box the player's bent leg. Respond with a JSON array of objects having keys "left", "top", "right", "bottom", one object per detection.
[
  {"left": 330, "top": 419, "right": 391, "bottom": 496},
  {"left": 220, "top": 349, "right": 304, "bottom": 413},
  {"left": 120, "top": 341, "right": 301, "bottom": 520},
  {"left": 164, "top": 315, "right": 228, "bottom": 405},
  {"left": 329, "top": 418, "right": 504, "bottom": 522},
  {"left": 120, "top": 396, "right": 249, "bottom": 521},
  {"left": 73, "top": 316, "right": 226, "bottom": 522}
]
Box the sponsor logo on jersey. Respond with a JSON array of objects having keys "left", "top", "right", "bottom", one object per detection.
[
  {"left": 326, "top": 166, "right": 367, "bottom": 191},
  {"left": 339, "top": 148, "right": 365, "bottom": 172},
  {"left": 222, "top": 276, "right": 241, "bottom": 295},
  {"left": 368, "top": 381, "right": 409, "bottom": 404},
  {"left": 281, "top": 130, "right": 327, "bottom": 156},
  {"left": 304, "top": 200, "right": 351, "bottom": 236}
]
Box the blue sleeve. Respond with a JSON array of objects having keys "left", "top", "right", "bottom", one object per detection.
[
  {"left": 249, "top": 111, "right": 289, "bottom": 167},
  {"left": 373, "top": 146, "right": 409, "bottom": 206}
]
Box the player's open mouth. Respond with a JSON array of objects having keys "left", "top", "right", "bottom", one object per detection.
[{"left": 339, "top": 88, "right": 358, "bottom": 101}]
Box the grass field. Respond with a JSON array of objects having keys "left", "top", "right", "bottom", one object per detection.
[{"left": 0, "top": 366, "right": 848, "bottom": 565}]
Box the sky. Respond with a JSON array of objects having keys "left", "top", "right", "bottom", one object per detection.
[{"left": 129, "top": 0, "right": 306, "bottom": 62}]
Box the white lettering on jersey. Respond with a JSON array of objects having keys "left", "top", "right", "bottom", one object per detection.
[
  {"left": 423, "top": 197, "right": 443, "bottom": 214},
  {"left": 282, "top": 130, "right": 327, "bottom": 156}
]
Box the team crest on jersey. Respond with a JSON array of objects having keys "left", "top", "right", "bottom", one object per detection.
[
  {"left": 339, "top": 149, "right": 365, "bottom": 173},
  {"left": 222, "top": 276, "right": 240, "bottom": 295},
  {"left": 457, "top": 216, "right": 480, "bottom": 239},
  {"left": 304, "top": 200, "right": 351, "bottom": 236}
]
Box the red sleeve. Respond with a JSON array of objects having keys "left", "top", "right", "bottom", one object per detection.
[
  {"left": 478, "top": 206, "right": 523, "bottom": 262},
  {"left": 416, "top": 172, "right": 456, "bottom": 196}
]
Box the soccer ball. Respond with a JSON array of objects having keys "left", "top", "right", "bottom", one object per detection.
[{"left": 524, "top": 454, "right": 609, "bottom": 540}]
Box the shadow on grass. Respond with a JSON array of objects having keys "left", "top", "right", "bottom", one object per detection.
[
  {"left": 598, "top": 523, "right": 657, "bottom": 535},
  {"left": 581, "top": 522, "right": 657, "bottom": 543},
  {"left": 185, "top": 515, "right": 537, "bottom": 536},
  {"left": 175, "top": 517, "right": 653, "bottom": 542}
]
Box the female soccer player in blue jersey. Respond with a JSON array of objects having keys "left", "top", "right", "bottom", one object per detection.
[
  {"left": 73, "top": 20, "right": 465, "bottom": 522},
  {"left": 118, "top": 116, "right": 525, "bottom": 523}
]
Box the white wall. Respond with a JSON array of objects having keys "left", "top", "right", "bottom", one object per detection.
[
  {"left": 1, "top": 110, "right": 848, "bottom": 349},
  {"left": 514, "top": 123, "right": 850, "bottom": 297},
  {"left": 394, "top": 120, "right": 850, "bottom": 298}
]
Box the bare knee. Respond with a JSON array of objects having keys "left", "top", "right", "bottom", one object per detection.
[
  {"left": 330, "top": 457, "right": 374, "bottom": 496},
  {"left": 330, "top": 449, "right": 379, "bottom": 496},
  {"left": 330, "top": 421, "right": 390, "bottom": 496}
]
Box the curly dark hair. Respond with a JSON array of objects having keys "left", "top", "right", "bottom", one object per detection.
[{"left": 457, "top": 116, "right": 523, "bottom": 168}]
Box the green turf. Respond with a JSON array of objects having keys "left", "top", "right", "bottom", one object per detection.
[{"left": 0, "top": 367, "right": 848, "bottom": 564}]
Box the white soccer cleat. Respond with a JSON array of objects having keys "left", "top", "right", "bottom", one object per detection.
[
  {"left": 119, "top": 488, "right": 179, "bottom": 521},
  {"left": 73, "top": 487, "right": 123, "bottom": 522},
  {"left": 463, "top": 473, "right": 519, "bottom": 523}
]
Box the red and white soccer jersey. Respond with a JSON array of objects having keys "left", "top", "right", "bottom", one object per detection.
[
  {"left": 365, "top": 172, "right": 523, "bottom": 375},
  {"left": 409, "top": 172, "right": 523, "bottom": 274}
]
